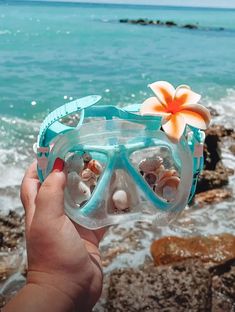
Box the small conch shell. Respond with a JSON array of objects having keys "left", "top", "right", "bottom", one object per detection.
[
  {"left": 87, "top": 159, "right": 103, "bottom": 175},
  {"left": 139, "top": 156, "right": 163, "bottom": 173},
  {"left": 66, "top": 153, "right": 84, "bottom": 174},
  {"left": 81, "top": 168, "right": 97, "bottom": 186},
  {"left": 112, "top": 189, "right": 129, "bottom": 211}
]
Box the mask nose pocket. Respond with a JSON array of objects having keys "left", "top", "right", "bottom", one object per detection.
[{"left": 107, "top": 169, "right": 141, "bottom": 215}]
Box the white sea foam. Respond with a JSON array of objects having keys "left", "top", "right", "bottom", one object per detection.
[
  {"left": 0, "top": 29, "right": 11, "bottom": 35},
  {"left": 206, "top": 88, "right": 235, "bottom": 128}
]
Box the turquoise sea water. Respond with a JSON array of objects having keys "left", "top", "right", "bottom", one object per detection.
[{"left": 0, "top": 1, "right": 235, "bottom": 214}]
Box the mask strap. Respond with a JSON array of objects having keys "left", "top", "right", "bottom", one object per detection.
[
  {"left": 36, "top": 95, "right": 101, "bottom": 176},
  {"left": 188, "top": 128, "right": 205, "bottom": 202}
]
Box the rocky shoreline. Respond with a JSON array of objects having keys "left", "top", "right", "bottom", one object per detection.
[
  {"left": 119, "top": 19, "right": 225, "bottom": 31},
  {"left": 0, "top": 121, "right": 234, "bottom": 310}
]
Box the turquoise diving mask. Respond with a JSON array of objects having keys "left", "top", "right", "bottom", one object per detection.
[{"left": 35, "top": 82, "right": 210, "bottom": 229}]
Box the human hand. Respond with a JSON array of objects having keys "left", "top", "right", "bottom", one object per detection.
[{"left": 20, "top": 159, "right": 106, "bottom": 311}]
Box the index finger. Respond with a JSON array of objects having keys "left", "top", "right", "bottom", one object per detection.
[{"left": 21, "top": 161, "right": 41, "bottom": 227}]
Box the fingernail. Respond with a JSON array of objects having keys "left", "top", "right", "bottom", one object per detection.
[{"left": 52, "top": 158, "right": 64, "bottom": 172}]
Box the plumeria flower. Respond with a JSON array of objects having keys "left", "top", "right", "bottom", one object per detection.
[{"left": 140, "top": 81, "right": 211, "bottom": 142}]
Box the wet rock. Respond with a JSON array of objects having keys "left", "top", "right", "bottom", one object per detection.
[
  {"left": 206, "top": 124, "right": 235, "bottom": 139},
  {"left": 150, "top": 234, "right": 235, "bottom": 266},
  {"left": 183, "top": 24, "right": 198, "bottom": 29},
  {"left": 211, "top": 265, "right": 235, "bottom": 311},
  {"left": 0, "top": 211, "right": 24, "bottom": 251},
  {"left": 203, "top": 124, "right": 234, "bottom": 171},
  {"left": 208, "top": 106, "right": 220, "bottom": 117},
  {"left": 195, "top": 124, "right": 234, "bottom": 195},
  {"left": 165, "top": 21, "right": 177, "bottom": 26},
  {"left": 119, "top": 18, "right": 128, "bottom": 23},
  {"left": 195, "top": 188, "right": 232, "bottom": 207},
  {"left": 229, "top": 144, "right": 235, "bottom": 156},
  {"left": 196, "top": 163, "right": 231, "bottom": 193},
  {"left": 105, "top": 260, "right": 211, "bottom": 311}
]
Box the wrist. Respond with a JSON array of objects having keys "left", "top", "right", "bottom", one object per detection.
[
  {"left": 3, "top": 282, "right": 76, "bottom": 312},
  {"left": 27, "top": 270, "right": 89, "bottom": 311}
]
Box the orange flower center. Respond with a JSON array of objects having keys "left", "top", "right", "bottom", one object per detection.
[{"left": 165, "top": 100, "right": 180, "bottom": 114}]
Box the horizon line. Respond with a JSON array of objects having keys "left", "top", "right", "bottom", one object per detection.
[{"left": 3, "top": 0, "right": 235, "bottom": 9}]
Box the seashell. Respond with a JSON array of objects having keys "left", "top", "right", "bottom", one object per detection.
[
  {"left": 139, "top": 156, "right": 163, "bottom": 173},
  {"left": 162, "top": 185, "right": 178, "bottom": 202},
  {"left": 144, "top": 172, "right": 157, "bottom": 186},
  {"left": 112, "top": 189, "right": 129, "bottom": 211},
  {"left": 157, "top": 169, "right": 177, "bottom": 183},
  {"left": 87, "top": 159, "right": 103, "bottom": 175},
  {"left": 81, "top": 168, "right": 97, "bottom": 186},
  {"left": 77, "top": 181, "right": 91, "bottom": 204},
  {"left": 66, "top": 153, "right": 84, "bottom": 174},
  {"left": 155, "top": 176, "right": 180, "bottom": 201},
  {"left": 67, "top": 172, "right": 91, "bottom": 205},
  {"left": 82, "top": 152, "right": 92, "bottom": 163},
  {"left": 155, "top": 164, "right": 165, "bottom": 176}
]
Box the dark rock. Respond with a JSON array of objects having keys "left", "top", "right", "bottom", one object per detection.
[
  {"left": 165, "top": 21, "right": 177, "bottom": 27},
  {"left": 211, "top": 266, "right": 235, "bottom": 311},
  {"left": 0, "top": 211, "right": 24, "bottom": 251},
  {"left": 195, "top": 124, "right": 234, "bottom": 194},
  {"left": 196, "top": 163, "right": 231, "bottom": 193},
  {"left": 119, "top": 18, "right": 128, "bottom": 23},
  {"left": 183, "top": 24, "right": 198, "bottom": 29},
  {"left": 105, "top": 260, "right": 211, "bottom": 311}
]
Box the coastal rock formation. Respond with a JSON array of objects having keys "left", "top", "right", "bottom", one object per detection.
[
  {"left": 196, "top": 124, "right": 234, "bottom": 194},
  {"left": 119, "top": 19, "right": 225, "bottom": 32},
  {"left": 150, "top": 234, "right": 235, "bottom": 266},
  {"left": 0, "top": 211, "right": 24, "bottom": 252},
  {"left": 195, "top": 188, "right": 232, "bottom": 206},
  {"left": 211, "top": 265, "right": 235, "bottom": 311},
  {"left": 105, "top": 260, "right": 211, "bottom": 312},
  {"left": 99, "top": 259, "right": 235, "bottom": 312},
  {"left": 119, "top": 18, "right": 198, "bottom": 29}
]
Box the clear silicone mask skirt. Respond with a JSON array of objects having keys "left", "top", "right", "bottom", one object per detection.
[{"left": 42, "top": 119, "right": 193, "bottom": 229}]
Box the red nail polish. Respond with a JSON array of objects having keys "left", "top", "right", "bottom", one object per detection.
[{"left": 52, "top": 158, "right": 64, "bottom": 172}]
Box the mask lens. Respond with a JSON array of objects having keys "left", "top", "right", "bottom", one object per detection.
[
  {"left": 129, "top": 146, "right": 181, "bottom": 202},
  {"left": 64, "top": 151, "right": 106, "bottom": 208}
]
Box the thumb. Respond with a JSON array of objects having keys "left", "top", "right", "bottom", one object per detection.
[{"left": 35, "top": 158, "right": 66, "bottom": 219}]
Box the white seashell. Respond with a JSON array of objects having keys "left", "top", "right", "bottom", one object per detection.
[
  {"left": 77, "top": 181, "right": 91, "bottom": 202},
  {"left": 112, "top": 189, "right": 129, "bottom": 211},
  {"left": 139, "top": 156, "right": 163, "bottom": 173},
  {"left": 67, "top": 172, "right": 91, "bottom": 205},
  {"left": 87, "top": 159, "right": 103, "bottom": 175},
  {"left": 66, "top": 153, "right": 84, "bottom": 174}
]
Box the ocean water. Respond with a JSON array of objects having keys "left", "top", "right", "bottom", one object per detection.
[{"left": 0, "top": 1, "right": 235, "bottom": 219}]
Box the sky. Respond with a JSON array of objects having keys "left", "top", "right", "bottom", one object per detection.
[{"left": 58, "top": 0, "right": 235, "bottom": 9}]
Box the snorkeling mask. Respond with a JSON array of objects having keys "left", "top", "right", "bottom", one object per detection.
[{"left": 35, "top": 81, "right": 210, "bottom": 229}]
